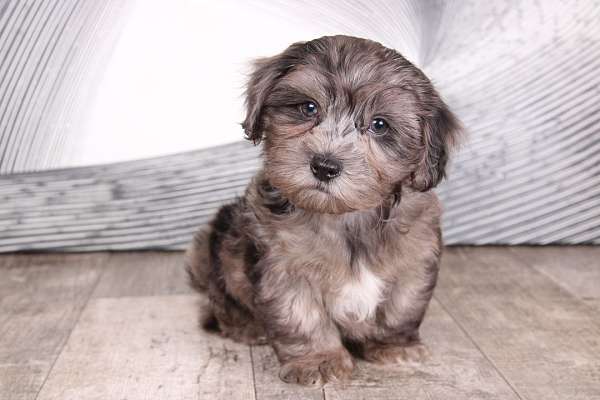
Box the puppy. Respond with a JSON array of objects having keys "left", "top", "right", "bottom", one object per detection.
[{"left": 186, "top": 35, "right": 461, "bottom": 386}]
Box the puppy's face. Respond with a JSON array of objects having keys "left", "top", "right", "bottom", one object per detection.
[{"left": 243, "top": 35, "right": 460, "bottom": 214}]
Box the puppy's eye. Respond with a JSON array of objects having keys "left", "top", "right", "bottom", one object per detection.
[
  {"left": 368, "top": 117, "right": 388, "bottom": 135},
  {"left": 299, "top": 101, "right": 318, "bottom": 117}
]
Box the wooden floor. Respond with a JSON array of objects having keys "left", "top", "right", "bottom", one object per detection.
[{"left": 1, "top": 247, "right": 599, "bottom": 400}]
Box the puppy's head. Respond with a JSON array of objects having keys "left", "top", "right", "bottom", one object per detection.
[{"left": 243, "top": 35, "right": 461, "bottom": 214}]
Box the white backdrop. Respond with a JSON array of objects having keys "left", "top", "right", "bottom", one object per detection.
[{"left": 75, "top": 0, "right": 426, "bottom": 166}]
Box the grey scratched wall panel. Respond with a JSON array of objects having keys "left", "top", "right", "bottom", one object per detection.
[
  {"left": 429, "top": 0, "right": 600, "bottom": 244},
  {"left": 0, "top": 142, "right": 261, "bottom": 252},
  {"left": 0, "top": 0, "right": 599, "bottom": 252}
]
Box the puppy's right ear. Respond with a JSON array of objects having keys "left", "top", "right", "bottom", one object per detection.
[{"left": 242, "top": 56, "right": 290, "bottom": 144}]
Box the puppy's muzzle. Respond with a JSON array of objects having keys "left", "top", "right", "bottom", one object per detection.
[{"left": 310, "top": 154, "right": 343, "bottom": 182}]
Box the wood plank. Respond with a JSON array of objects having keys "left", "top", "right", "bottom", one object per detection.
[
  {"left": 36, "top": 295, "right": 256, "bottom": 400},
  {"left": 3, "top": 247, "right": 598, "bottom": 399},
  {"left": 251, "top": 345, "right": 324, "bottom": 400},
  {"left": 509, "top": 246, "right": 600, "bottom": 308},
  {"left": 0, "top": 253, "right": 108, "bottom": 400},
  {"left": 92, "top": 251, "right": 191, "bottom": 298},
  {"left": 0, "top": 363, "right": 48, "bottom": 400},
  {"left": 435, "top": 247, "right": 600, "bottom": 400},
  {"left": 324, "top": 300, "right": 519, "bottom": 400}
]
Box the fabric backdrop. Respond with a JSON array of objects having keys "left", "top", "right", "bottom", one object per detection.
[{"left": 1, "top": 0, "right": 599, "bottom": 251}]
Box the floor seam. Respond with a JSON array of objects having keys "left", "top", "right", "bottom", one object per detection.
[
  {"left": 434, "top": 295, "right": 524, "bottom": 400},
  {"left": 249, "top": 346, "right": 259, "bottom": 400},
  {"left": 33, "top": 255, "right": 110, "bottom": 400},
  {"left": 505, "top": 247, "right": 600, "bottom": 327},
  {"left": 92, "top": 292, "right": 195, "bottom": 300}
]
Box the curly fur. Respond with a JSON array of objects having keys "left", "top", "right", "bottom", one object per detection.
[{"left": 185, "top": 35, "right": 461, "bottom": 386}]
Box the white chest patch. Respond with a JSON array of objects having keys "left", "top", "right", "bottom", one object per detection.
[{"left": 331, "top": 264, "right": 385, "bottom": 322}]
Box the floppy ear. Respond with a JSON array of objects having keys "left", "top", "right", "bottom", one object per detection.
[
  {"left": 242, "top": 41, "right": 309, "bottom": 143},
  {"left": 242, "top": 57, "right": 280, "bottom": 143},
  {"left": 411, "top": 99, "right": 462, "bottom": 192},
  {"left": 242, "top": 45, "right": 304, "bottom": 144}
]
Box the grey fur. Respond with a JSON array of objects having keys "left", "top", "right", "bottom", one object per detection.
[{"left": 186, "top": 35, "right": 461, "bottom": 387}]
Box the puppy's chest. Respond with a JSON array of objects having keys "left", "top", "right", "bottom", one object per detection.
[
  {"left": 326, "top": 261, "right": 387, "bottom": 325},
  {"left": 274, "top": 215, "right": 390, "bottom": 323}
]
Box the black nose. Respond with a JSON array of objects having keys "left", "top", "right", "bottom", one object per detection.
[{"left": 310, "top": 154, "right": 343, "bottom": 182}]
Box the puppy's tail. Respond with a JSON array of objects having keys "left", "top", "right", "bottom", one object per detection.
[{"left": 184, "top": 226, "right": 211, "bottom": 293}]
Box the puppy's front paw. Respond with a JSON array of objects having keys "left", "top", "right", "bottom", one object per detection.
[
  {"left": 279, "top": 361, "right": 323, "bottom": 387},
  {"left": 279, "top": 350, "right": 354, "bottom": 386},
  {"left": 318, "top": 351, "right": 354, "bottom": 383},
  {"left": 363, "top": 342, "right": 430, "bottom": 364}
]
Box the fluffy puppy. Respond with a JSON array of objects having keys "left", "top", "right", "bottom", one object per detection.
[{"left": 186, "top": 35, "right": 461, "bottom": 386}]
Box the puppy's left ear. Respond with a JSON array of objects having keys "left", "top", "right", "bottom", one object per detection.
[{"left": 411, "top": 98, "right": 462, "bottom": 192}]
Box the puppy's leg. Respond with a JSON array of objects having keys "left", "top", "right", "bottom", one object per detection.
[
  {"left": 207, "top": 279, "right": 267, "bottom": 345},
  {"left": 201, "top": 202, "right": 267, "bottom": 345},
  {"left": 363, "top": 252, "right": 440, "bottom": 364},
  {"left": 185, "top": 226, "right": 211, "bottom": 292},
  {"left": 258, "top": 273, "right": 354, "bottom": 386},
  {"left": 361, "top": 312, "right": 430, "bottom": 365},
  {"left": 362, "top": 337, "right": 429, "bottom": 364}
]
